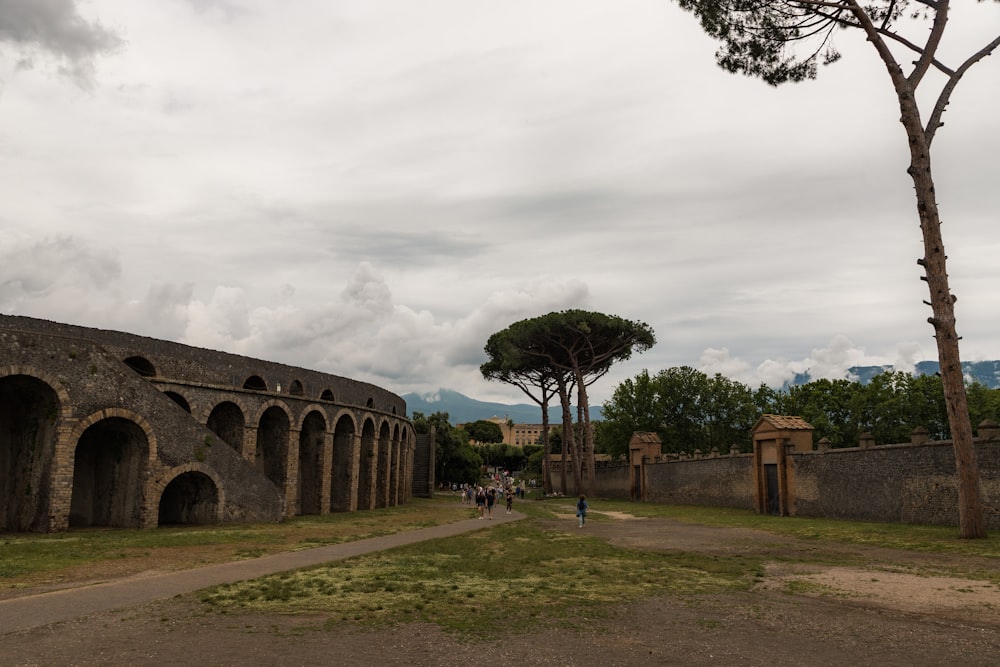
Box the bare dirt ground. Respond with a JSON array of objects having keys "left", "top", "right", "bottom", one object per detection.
[{"left": 3, "top": 511, "right": 999, "bottom": 666}]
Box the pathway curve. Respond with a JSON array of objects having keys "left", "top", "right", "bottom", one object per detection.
[{"left": 0, "top": 511, "right": 523, "bottom": 634}]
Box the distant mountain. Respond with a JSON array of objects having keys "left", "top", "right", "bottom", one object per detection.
[
  {"left": 408, "top": 361, "right": 1000, "bottom": 424},
  {"left": 794, "top": 360, "right": 1000, "bottom": 388},
  {"left": 402, "top": 388, "right": 603, "bottom": 424}
]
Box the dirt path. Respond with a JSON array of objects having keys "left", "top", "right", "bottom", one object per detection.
[{"left": 2, "top": 511, "right": 998, "bottom": 666}]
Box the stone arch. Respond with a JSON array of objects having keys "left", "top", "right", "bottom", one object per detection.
[
  {"left": 375, "top": 419, "right": 392, "bottom": 508},
  {"left": 68, "top": 411, "right": 154, "bottom": 529},
  {"left": 206, "top": 400, "right": 246, "bottom": 453},
  {"left": 0, "top": 373, "right": 63, "bottom": 531},
  {"left": 123, "top": 356, "right": 156, "bottom": 377},
  {"left": 320, "top": 389, "right": 335, "bottom": 402},
  {"left": 366, "top": 397, "right": 374, "bottom": 408},
  {"left": 297, "top": 409, "right": 327, "bottom": 515},
  {"left": 154, "top": 464, "right": 223, "bottom": 526},
  {"left": 390, "top": 422, "right": 402, "bottom": 506},
  {"left": 288, "top": 380, "right": 304, "bottom": 396},
  {"left": 243, "top": 375, "right": 267, "bottom": 391},
  {"left": 254, "top": 401, "right": 291, "bottom": 488},
  {"left": 357, "top": 416, "right": 377, "bottom": 510},
  {"left": 163, "top": 390, "right": 191, "bottom": 413},
  {"left": 330, "top": 411, "right": 357, "bottom": 512}
]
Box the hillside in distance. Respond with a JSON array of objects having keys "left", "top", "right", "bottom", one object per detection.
[
  {"left": 794, "top": 360, "right": 1000, "bottom": 388},
  {"left": 402, "top": 389, "right": 603, "bottom": 425},
  {"left": 406, "top": 361, "right": 1000, "bottom": 424}
]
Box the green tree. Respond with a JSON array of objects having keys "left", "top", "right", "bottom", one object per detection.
[
  {"left": 675, "top": 0, "right": 998, "bottom": 537},
  {"left": 483, "top": 310, "right": 654, "bottom": 496},
  {"left": 412, "top": 411, "right": 482, "bottom": 486},
  {"left": 464, "top": 420, "right": 504, "bottom": 445},
  {"left": 598, "top": 367, "right": 759, "bottom": 457},
  {"left": 481, "top": 325, "right": 564, "bottom": 493}
]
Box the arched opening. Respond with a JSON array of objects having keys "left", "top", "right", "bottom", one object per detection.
[
  {"left": 390, "top": 424, "right": 401, "bottom": 506},
  {"left": 123, "top": 356, "right": 156, "bottom": 377},
  {"left": 366, "top": 397, "right": 374, "bottom": 408},
  {"left": 330, "top": 414, "right": 355, "bottom": 512},
  {"left": 207, "top": 401, "right": 245, "bottom": 453},
  {"left": 164, "top": 391, "right": 191, "bottom": 413},
  {"left": 0, "top": 375, "right": 59, "bottom": 532},
  {"left": 69, "top": 417, "right": 148, "bottom": 529},
  {"left": 298, "top": 411, "right": 326, "bottom": 515},
  {"left": 357, "top": 418, "right": 377, "bottom": 510},
  {"left": 320, "top": 389, "right": 335, "bottom": 402},
  {"left": 158, "top": 471, "right": 219, "bottom": 525},
  {"left": 256, "top": 406, "right": 289, "bottom": 488},
  {"left": 243, "top": 375, "right": 267, "bottom": 391},
  {"left": 376, "top": 422, "right": 391, "bottom": 508},
  {"left": 289, "top": 380, "right": 304, "bottom": 396}
]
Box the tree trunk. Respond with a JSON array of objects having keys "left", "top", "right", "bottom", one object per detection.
[
  {"left": 575, "top": 369, "right": 596, "bottom": 497},
  {"left": 556, "top": 377, "right": 574, "bottom": 495},
  {"left": 540, "top": 402, "right": 553, "bottom": 494},
  {"left": 898, "top": 89, "right": 986, "bottom": 538}
]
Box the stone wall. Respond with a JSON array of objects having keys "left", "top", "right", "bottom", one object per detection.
[
  {"left": 644, "top": 455, "right": 754, "bottom": 509},
  {"left": 592, "top": 430, "right": 1000, "bottom": 530},
  {"left": 789, "top": 440, "right": 1000, "bottom": 528},
  {"left": 0, "top": 315, "right": 417, "bottom": 533}
]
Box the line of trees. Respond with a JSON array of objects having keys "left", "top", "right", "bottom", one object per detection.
[{"left": 596, "top": 367, "right": 1000, "bottom": 461}]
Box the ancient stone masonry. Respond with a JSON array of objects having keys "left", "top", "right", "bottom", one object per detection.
[
  {"left": 598, "top": 417, "right": 1000, "bottom": 530},
  {"left": 0, "top": 315, "right": 417, "bottom": 533}
]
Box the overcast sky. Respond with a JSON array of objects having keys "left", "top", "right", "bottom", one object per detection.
[{"left": 2, "top": 1, "right": 999, "bottom": 406}]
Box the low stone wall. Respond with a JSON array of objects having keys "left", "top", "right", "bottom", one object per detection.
[
  {"left": 790, "top": 440, "right": 1000, "bottom": 529},
  {"left": 644, "top": 455, "right": 754, "bottom": 509},
  {"left": 593, "top": 464, "right": 630, "bottom": 499}
]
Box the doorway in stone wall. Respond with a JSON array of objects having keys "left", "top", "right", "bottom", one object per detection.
[{"left": 764, "top": 463, "right": 780, "bottom": 515}]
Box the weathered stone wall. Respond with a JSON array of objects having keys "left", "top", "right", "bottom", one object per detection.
[
  {"left": 593, "top": 464, "right": 630, "bottom": 499},
  {"left": 0, "top": 315, "right": 416, "bottom": 533},
  {"left": 789, "top": 440, "right": 1000, "bottom": 529},
  {"left": 591, "top": 433, "right": 1000, "bottom": 530},
  {"left": 643, "top": 455, "right": 754, "bottom": 509}
]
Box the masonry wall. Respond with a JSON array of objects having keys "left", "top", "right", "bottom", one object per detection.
[
  {"left": 789, "top": 440, "right": 1000, "bottom": 529},
  {"left": 644, "top": 455, "right": 754, "bottom": 509},
  {"left": 591, "top": 435, "right": 1000, "bottom": 530},
  {"left": 0, "top": 315, "right": 418, "bottom": 533}
]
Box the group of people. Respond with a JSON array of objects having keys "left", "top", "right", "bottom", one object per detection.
[
  {"left": 460, "top": 484, "right": 514, "bottom": 520},
  {"left": 453, "top": 481, "right": 589, "bottom": 527}
]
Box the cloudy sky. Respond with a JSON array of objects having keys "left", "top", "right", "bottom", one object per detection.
[{"left": 1, "top": 1, "right": 999, "bottom": 406}]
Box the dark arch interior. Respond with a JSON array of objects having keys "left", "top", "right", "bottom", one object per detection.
[
  {"left": 164, "top": 391, "right": 191, "bottom": 412},
  {"left": 289, "top": 380, "right": 304, "bottom": 396},
  {"left": 123, "top": 356, "right": 156, "bottom": 377},
  {"left": 69, "top": 417, "right": 147, "bottom": 529},
  {"left": 320, "top": 389, "right": 335, "bottom": 401},
  {"left": 158, "top": 471, "right": 218, "bottom": 525},
  {"left": 243, "top": 375, "right": 267, "bottom": 391},
  {"left": 207, "top": 401, "right": 245, "bottom": 452},
  {"left": 0, "top": 375, "right": 59, "bottom": 532}
]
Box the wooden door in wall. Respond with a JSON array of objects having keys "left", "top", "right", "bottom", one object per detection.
[{"left": 764, "top": 464, "right": 780, "bottom": 515}]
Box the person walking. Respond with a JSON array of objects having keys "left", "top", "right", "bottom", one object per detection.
[
  {"left": 505, "top": 489, "right": 513, "bottom": 515},
  {"left": 475, "top": 487, "right": 486, "bottom": 519},
  {"left": 486, "top": 487, "right": 496, "bottom": 520},
  {"left": 576, "top": 494, "right": 589, "bottom": 527}
]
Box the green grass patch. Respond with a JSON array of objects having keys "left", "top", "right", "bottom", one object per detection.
[
  {"left": 0, "top": 497, "right": 468, "bottom": 582},
  {"left": 199, "top": 520, "right": 760, "bottom": 637}
]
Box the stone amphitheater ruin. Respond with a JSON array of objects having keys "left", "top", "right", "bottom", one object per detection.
[{"left": 0, "top": 314, "right": 429, "bottom": 533}]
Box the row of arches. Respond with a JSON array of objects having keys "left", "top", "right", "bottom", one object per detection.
[
  {"left": 1, "top": 370, "right": 413, "bottom": 533},
  {"left": 123, "top": 355, "right": 396, "bottom": 412}
]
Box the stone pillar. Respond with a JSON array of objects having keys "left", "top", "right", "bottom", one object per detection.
[
  {"left": 977, "top": 420, "right": 1000, "bottom": 441},
  {"left": 911, "top": 426, "right": 930, "bottom": 445},
  {"left": 859, "top": 432, "right": 875, "bottom": 449}
]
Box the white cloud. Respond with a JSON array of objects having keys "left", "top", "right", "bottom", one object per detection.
[{"left": 3, "top": 1, "right": 999, "bottom": 407}]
